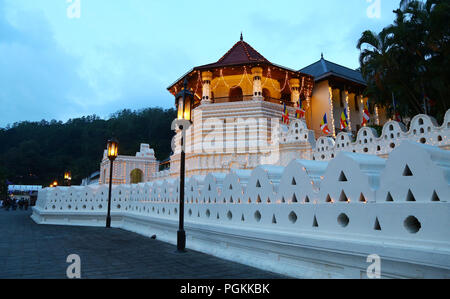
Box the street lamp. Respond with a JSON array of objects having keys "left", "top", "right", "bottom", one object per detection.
[
  {"left": 174, "top": 78, "right": 193, "bottom": 252},
  {"left": 52, "top": 180, "right": 58, "bottom": 187},
  {"left": 106, "top": 138, "right": 119, "bottom": 228},
  {"left": 64, "top": 171, "right": 72, "bottom": 186}
]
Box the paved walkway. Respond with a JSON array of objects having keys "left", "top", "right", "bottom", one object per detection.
[{"left": 0, "top": 209, "right": 286, "bottom": 279}]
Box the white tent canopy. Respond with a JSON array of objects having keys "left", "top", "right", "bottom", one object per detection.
[{"left": 8, "top": 185, "right": 42, "bottom": 192}]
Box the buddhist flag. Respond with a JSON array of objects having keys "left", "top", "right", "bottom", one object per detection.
[
  {"left": 340, "top": 111, "right": 349, "bottom": 130},
  {"left": 296, "top": 100, "right": 306, "bottom": 119},
  {"left": 282, "top": 104, "right": 290, "bottom": 125},
  {"left": 362, "top": 109, "right": 370, "bottom": 126},
  {"left": 321, "top": 113, "right": 331, "bottom": 135}
]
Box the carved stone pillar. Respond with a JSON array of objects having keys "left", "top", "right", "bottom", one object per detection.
[
  {"left": 201, "top": 71, "right": 213, "bottom": 104},
  {"left": 251, "top": 67, "right": 263, "bottom": 101}
]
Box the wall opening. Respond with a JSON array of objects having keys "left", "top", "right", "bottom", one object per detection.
[
  {"left": 406, "top": 189, "right": 416, "bottom": 202},
  {"left": 229, "top": 86, "right": 243, "bottom": 102},
  {"left": 272, "top": 214, "right": 277, "bottom": 224},
  {"left": 386, "top": 192, "right": 394, "bottom": 202},
  {"left": 339, "top": 190, "right": 349, "bottom": 202},
  {"left": 288, "top": 211, "right": 298, "bottom": 224},
  {"left": 338, "top": 213, "right": 350, "bottom": 227},
  {"left": 431, "top": 191, "right": 440, "bottom": 202},
  {"left": 338, "top": 171, "right": 348, "bottom": 182},
  {"left": 313, "top": 216, "right": 319, "bottom": 228},
  {"left": 374, "top": 217, "right": 381, "bottom": 231},
  {"left": 254, "top": 211, "right": 262, "bottom": 222},
  {"left": 403, "top": 165, "right": 413, "bottom": 177},
  {"left": 404, "top": 216, "right": 421, "bottom": 233}
]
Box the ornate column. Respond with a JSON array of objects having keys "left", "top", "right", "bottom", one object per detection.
[
  {"left": 201, "top": 71, "right": 213, "bottom": 104},
  {"left": 328, "top": 86, "right": 336, "bottom": 137},
  {"left": 251, "top": 67, "right": 263, "bottom": 101},
  {"left": 290, "top": 78, "right": 300, "bottom": 105}
]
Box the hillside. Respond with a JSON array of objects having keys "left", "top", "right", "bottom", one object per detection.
[{"left": 0, "top": 107, "right": 177, "bottom": 188}]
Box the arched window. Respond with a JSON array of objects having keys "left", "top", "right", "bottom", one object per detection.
[
  {"left": 229, "top": 86, "right": 243, "bottom": 102},
  {"left": 262, "top": 88, "right": 271, "bottom": 100},
  {"left": 130, "top": 169, "right": 144, "bottom": 184}
]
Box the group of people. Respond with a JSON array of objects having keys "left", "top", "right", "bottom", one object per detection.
[{"left": 0, "top": 197, "right": 30, "bottom": 211}]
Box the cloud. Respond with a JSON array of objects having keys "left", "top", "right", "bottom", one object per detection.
[{"left": 0, "top": 0, "right": 95, "bottom": 127}]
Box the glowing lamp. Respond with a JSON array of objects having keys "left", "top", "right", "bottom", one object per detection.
[
  {"left": 176, "top": 78, "right": 194, "bottom": 122},
  {"left": 107, "top": 138, "right": 119, "bottom": 161}
]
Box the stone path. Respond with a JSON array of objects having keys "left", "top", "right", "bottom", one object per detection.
[{"left": 0, "top": 209, "right": 287, "bottom": 279}]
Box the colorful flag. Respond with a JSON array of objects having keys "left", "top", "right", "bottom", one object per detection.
[
  {"left": 296, "top": 100, "right": 306, "bottom": 119},
  {"left": 394, "top": 112, "right": 401, "bottom": 122},
  {"left": 340, "top": 111, "right": 348, "bottom": 130},
  {"left": 282, "top": 104, "right": 290, "bottom": 125},
  {"left": 362, "top": 101, "right": 370, "bottom": 126},
  {"left": 320, "top": 113, "right": 331, "bottom": 135}
]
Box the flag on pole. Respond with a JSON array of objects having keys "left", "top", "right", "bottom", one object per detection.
[
  {"left": 340, "top": 111, "right": 349, "bottom": 130},
  {"left": 296, "top": 100, "right": 306, "bottom": 119},
  {"left": 282, "top": 104, "right": 290, "bottom": 125},
  {"left": 362, "top": 101, "right": 370, "bottom": 126},
  {"left": 321, "top": 113, "right": 331, "bottom": 135}
]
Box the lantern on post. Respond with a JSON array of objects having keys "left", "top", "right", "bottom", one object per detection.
[
  {"left": 64, "top": 171, "right": 72, "bottom": 186},
  {"left": 106, "top": 138, "right": 119, "bottom": 228},
  {"left": 174, "top": 78, "right": 194, "bottom": 252}
]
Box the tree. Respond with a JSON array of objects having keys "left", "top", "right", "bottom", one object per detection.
[{"left": 357, "top": 0, "right": 450, "bottom": 121}]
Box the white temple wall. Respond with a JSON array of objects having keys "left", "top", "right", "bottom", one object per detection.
[{"left": 33, "top": 142, "right": 450, "bottom": 278}]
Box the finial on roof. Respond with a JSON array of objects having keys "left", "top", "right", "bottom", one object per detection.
[
  {"left": 321, "top": 53, "right": 324, "bottom": 59},
  {"left": 240, "top": 32, "right": 243, "bottom": 41}
]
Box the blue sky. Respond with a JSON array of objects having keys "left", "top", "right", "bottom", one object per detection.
[{"left": 0, "top": 0, "right": 400, "bottom": 127}]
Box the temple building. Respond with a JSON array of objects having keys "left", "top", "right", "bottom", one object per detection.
[
  {"left": 99, "top": 144, "right": 159, "bottom": 185},
  {"left": 300, "top": 54, "right": 387, "bottom": 137},
  {"left": 166, "top": 35, "right": 388, "bottom": 177}
]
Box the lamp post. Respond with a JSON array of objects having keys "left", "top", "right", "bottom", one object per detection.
[
  {"left": 106, "top": 138, "right": 119, "bottom": 228},
  {"left": 64, "top": 171, "right": 72, "bottom": 186},
  {"left": 174, "top": 78, "right": 193, "bottom": 252}
]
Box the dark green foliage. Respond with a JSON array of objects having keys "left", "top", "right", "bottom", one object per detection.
[
  {"left": 0, "top": 166, "right": 7, "bottom": 201},
  {"left": 0, "top": 108, "right": 176, "bottom": 186},
  {"left": 357, "top": 0, "right": 450, "bottom": 122}
]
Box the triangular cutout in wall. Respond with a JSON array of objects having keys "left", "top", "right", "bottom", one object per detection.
[
  {"left": 292, "top": 194, "right": 298, "bottom": 203},
  {"left": 339, "top": 171, "right": 348, "bottom": 182},
  {"left": 339, "top": 190, "right": 349, "bottom": 202},
  {"left": 403, "top": 165, "right": 413, "bottom": 177},
  {"left": 257, "top": 195, "right": 262, "bottom": 203},
  {"left": 305, "top": 196, "right": 310, "bottom": 203},
  {"left": 359, "top": 193, "right": 367, "bottom": 203},
  {"left": 256, "top": 180, "right": 261, "bottom": 188},
  {"left": 241, "top": 214, "right": 245, "bottom": 222},
  {"left": 431, "top": 191, "right": 440, "bottom": 202},
  {"left": 313, "top": 216, "right": 319, "bottom": 227},
  {"left": 326, "top": 194, "right": 333, "bottom": 203},
  {"left": 406, "top": 189, "right": 416, "bottom": 202},
  {"left": 386, "top": 192, "right": 394, "bottom": 202},
  {"left": 292, "top": 177, "right": 297, "bottom": 185},
  {"left": 272, "top": 214, "right": 277, "bottom": 224},
  {"left": 374, "top": 217, "right": 382, "bottom": 231}
]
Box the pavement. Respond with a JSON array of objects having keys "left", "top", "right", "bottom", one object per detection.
[{"left": 0, "top": 209, "right": 287, "bottom": 279}]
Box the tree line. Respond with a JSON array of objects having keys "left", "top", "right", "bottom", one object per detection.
[
  {"left": 0, "top": 107, "right": 176, "bottom": 197},
  {"left": 357, "top": 0, "right": 449, "bottom": 122}
]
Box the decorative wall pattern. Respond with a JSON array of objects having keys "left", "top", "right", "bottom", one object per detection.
[{"left": 312, "top": 110, "right": 450, "bottom": 161}]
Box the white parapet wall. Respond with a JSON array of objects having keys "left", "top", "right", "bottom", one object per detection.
[
  {"left": 313, "top": 111, "right": 450, "bottom": 161},
  {"left": 32, "top": 141, "right": 450, "bottom": 279}
]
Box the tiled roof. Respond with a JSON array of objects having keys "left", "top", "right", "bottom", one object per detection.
[
  {"left": 300, "top": 56, "right": 366, "bottom": 86},
  {"left": 196, "top": 36, "right": 270, "bottom": 70}
]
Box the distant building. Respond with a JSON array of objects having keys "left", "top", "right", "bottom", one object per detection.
[
  {"left": 81, "top": 171, "right": 100, "bottom": 186},
  {"left": 99, "top": 144, "right": 159, "bottom": 185}
]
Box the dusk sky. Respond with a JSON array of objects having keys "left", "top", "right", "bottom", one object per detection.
[{"left": 0, "top": 0, "right": 400, "bottom": 127}]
